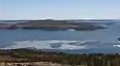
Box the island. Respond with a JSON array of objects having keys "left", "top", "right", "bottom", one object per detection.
[{"left": 0, "top": 19, "right": 109, "bottom": 31}]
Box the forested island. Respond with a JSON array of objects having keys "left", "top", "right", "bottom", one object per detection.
[{"left": 0, "top": 19, "right": 110, "bottom": 31}]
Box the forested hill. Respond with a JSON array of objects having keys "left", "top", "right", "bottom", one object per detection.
[
  {"left": 0, "top": 19, "right": 117, "bottom": 30},
  {"left": 17, "top": 20, "right": 106, "bottom": 30}
]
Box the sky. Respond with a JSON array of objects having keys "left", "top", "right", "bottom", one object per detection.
[{"left": 0, "top": 0, "right": 120, "bottom": 20}]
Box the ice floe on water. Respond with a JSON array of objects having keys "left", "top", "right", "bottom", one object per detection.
[{"left": 1, "top": 40, "right": 120, "bottom": 50}]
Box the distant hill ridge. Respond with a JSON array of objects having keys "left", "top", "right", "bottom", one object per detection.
[{"left": 0, "top": 19, "right": 117, "bottom": 30}]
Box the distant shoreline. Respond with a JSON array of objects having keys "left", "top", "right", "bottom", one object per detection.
[{"left": 0, "top": 20, "right": 108, "bottom": 30}]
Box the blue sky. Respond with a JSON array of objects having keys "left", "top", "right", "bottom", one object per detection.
[{"left": 0, "top": 0, "right": 120, "bottom": 20}]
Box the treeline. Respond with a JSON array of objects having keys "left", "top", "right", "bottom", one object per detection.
[{"left": 0, "top": 49, "right": 120, "bottom": 66}]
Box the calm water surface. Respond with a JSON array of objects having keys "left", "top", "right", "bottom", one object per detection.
[{"left": 0, "top": 22, "right": 120, "bottom": 53}]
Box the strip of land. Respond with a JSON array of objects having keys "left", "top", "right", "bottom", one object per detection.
[{"left": 0, "top": 20, "right": 109, "bottom": 30}]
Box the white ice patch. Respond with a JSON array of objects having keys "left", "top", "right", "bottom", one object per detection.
[
  {"left": 1, "top": 40, "right": 89, "bottom": 50},
  {"left": 114, "top": 45, "right": 120, "bottom": 47},
  {"left": 59, "top": 44, "right": 89, "bottom": 50},
  {"left": 113, "top": 41, "right": 120, "bottom": 47},
  {"left": 1, "top": 40, "right": 120, "bottom": 50}
]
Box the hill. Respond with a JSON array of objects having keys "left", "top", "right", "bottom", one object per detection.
[{"left": 17, "top": 20, "right": 106, "bottom": 31}]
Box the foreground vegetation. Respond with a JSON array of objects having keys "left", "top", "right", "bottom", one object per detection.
[{"left": 0, "top": 49, "right": 120, "bottom": 66}]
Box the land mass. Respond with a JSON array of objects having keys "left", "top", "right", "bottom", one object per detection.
[
  {"left": 0, "top": 48, "right": 120, "bottom": 66},
  {"left": 0, "top": 19, "right": 111, "bottom": 30}
]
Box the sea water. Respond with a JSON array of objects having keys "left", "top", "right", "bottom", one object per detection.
[{"left": 1, "top": 22, "right": 120, "bottom": 53}]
